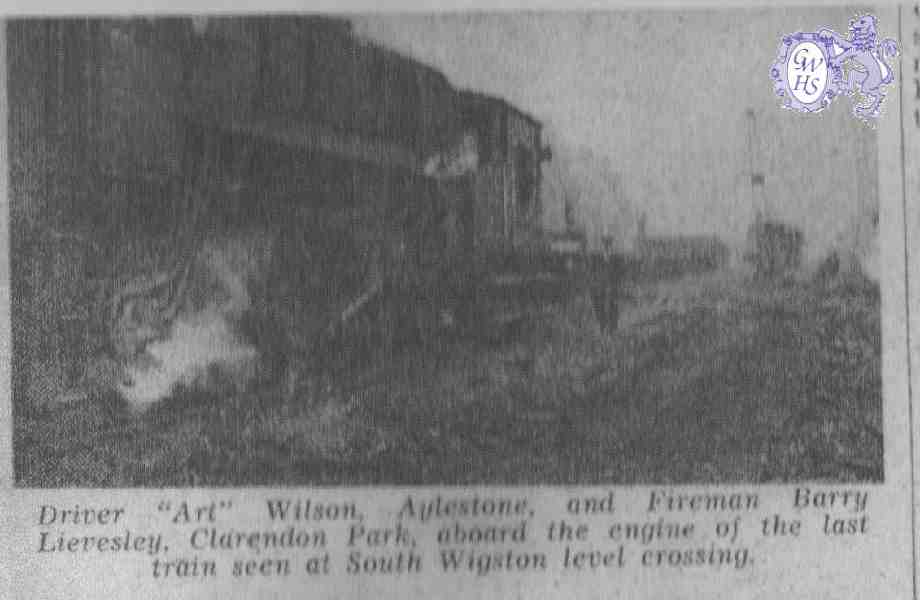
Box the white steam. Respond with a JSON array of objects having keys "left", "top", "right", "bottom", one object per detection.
[
  {"left": 118, "top": 307, "right": 258, "bottom": 411},
  {"left": 116, "top": 231, "right": 273, "bottom": 411}
]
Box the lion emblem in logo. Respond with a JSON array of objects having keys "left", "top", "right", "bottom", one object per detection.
[{"left": 818, "top": 15, "right": 899, "bottom": 119}]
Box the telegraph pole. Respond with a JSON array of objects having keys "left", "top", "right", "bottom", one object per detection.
[
  {"left": 745, "top": 108, "right": 766, "bottom": 221},
  {"left": 744, "top": 108, "right": 768, "bottom": 268}
]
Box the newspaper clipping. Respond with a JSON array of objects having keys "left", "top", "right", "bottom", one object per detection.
[{"left": 1, "top": 3, "right": 917, "bottom": 598}]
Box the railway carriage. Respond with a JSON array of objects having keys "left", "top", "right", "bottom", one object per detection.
[{"left": 10, "top": 16, "right": 619, "bottom": 407}]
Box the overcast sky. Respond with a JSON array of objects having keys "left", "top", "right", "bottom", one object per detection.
[{"left": 353, "top": 7, "right": 880, "bottom": 260}]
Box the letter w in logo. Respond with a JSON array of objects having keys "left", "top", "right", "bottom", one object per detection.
[{"left": 793, "top": 48, "right": 824, "bottom": 72}]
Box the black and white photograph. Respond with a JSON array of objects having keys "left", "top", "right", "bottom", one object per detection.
[{"left": 10, "top": 8, "right": 883, "bottom": 487}]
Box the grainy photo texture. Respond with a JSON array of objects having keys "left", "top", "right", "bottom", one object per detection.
[{"left": 9, "top": 9, "right": 883, "bottom": 487}]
